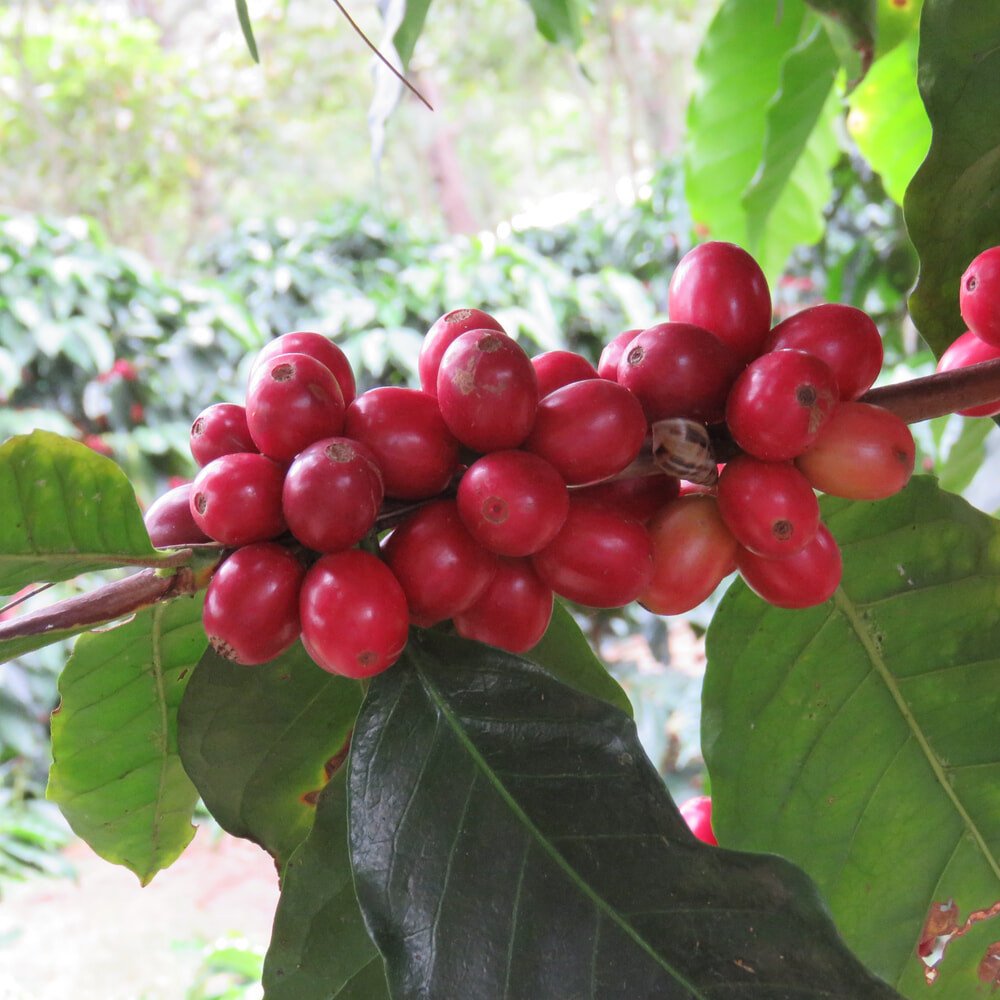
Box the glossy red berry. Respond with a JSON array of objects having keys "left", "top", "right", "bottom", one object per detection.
[
  {"left": 190, "top": 403, "right": 257, "bottom": 467},
  {"left": 190, "top": 453, "right": 286, "bottom": 546},
  {"left": 574, "top": 474, "right": 680, "bottom": 524},
  {"left": 668, "top": 242, "right": 772, "bottom": 362},
  {"left": 453, "top": 557, "right": 554, "bottom": 653},
  {"left": 282, "top": 438, "right": 384, "bottom": 552},
  {"left": 525, "top": 378, "right": 647, "bottom": 485},
  {"left": 936, "top": 330, "right": 1000, "bottom": 417},
  {"left": 679, "top": 795, "right": 718, "bottom": 846},
  {"left": 246, "top": 352, "right": 345, "bottom": 462},
  {"left": 959, "top": 246, "right": 1000, "bottom": 348},
  {"left": 436, "top": 330, "right": 538, "bottom": 452},
  {"left": 300, "top": 550, "right": 409, "bottom": 678},
  {"left": 597, "top": 328, "right": 641, "bottom": 381},
  {"left": 144, "top": 484, "right": 210, "bottom": 547},
  {"left": 419, "top": 308, "right": 505, "bottom": 396},
  {"left": 344, "top": 387, "right": 459, "bottom": 499},
  {"left": 737, "top": 523, "right": 842, "bottom": 609},
  {"left": 726, "top": 349, "right": 839, "bottom": 460},
  {"left": 253, "top": 331, "right": 356, "bottom": 407},
  {"left": 531, "top": 350, "right": 599, "bottom": 398},
  {"left": 203, "top": 543, "right": 305, "bottom": 665}
]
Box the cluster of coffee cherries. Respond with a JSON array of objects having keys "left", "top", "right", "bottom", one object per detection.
[{"left": 143, "top": 240, "right": 917, "bottom": 680}]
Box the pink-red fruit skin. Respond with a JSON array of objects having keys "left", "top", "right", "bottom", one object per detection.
[
  {"left": 936, "top": 330, "right": 1000, "bottom": 417},
  {"left": 419, "top": 309, "right": 505, "bottom": 396},
  {"left": 679, "top": 795, "right": 718, "bottom": 846},
  {"left": 145, "top": 484, "right": 210, "bottom": 547},
  {"left": 300, "top": 550, "right": 409, "bottom": 678},
  {"left": 253, "top": 331, "right": 356, "bottom": 407},
  {"left": 190, "top": 403, "right": 257, "bottom": 467},
  {"left": 190, "top": 453, "right": 286, "bottom": 546},
  {"left": 737, "top": 524, "right": 842, "bottom": 609},
  {"left": 597, "top": 328, "right": 640, "bottom": 381},
  {"left": 959, "top": 247, "right": 1000, "bottom": 348},
  {"left": 575, "top": 474, "right": 680, "bottom": 524},
  {"left": 531, "top": 350, "right": 599, "bottom": 398}
]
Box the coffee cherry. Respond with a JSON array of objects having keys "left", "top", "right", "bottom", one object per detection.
[
  {"left": 381, "top": 500, "right": 498, "bottom": 626},
  {"left": 419, "top": 308, "right": 505, "bottom": 396},
  {"left": 668, "top": 242, "right": 772, "bottom": 362},
  {"left": 597, "top": 328, "right": 641, "bottom": 381},
  {"left": 203, "top": 543, "right": 305, "bottom": 665},
  {"left": 253, "top": 331, "right": 356, "bottom": 407},
  {"left": 640, "top": 495, "right": 737, "bottom": 616},
  {"left": 795, "top": 402, "right": 915, "bottom": 501},
  {"left": 457, "top": 450, "right": 568, "bottom": 556},
  {"left": 344, "top": 387, "right": 460, "bottom": 499},
  {"left": 763, "top": 303, "right": 883, "bottom": 400},
  {"left": 726, "top": 349, "right": 839, "bottom": 460},
  {"left": 246, "top": 352, "right": 345, "bottom": 462},
  {"left": 959, "top": 246, "right": 1000, "bottom": 348},
  {"left": 525, "top": 378, "right": 647, "bottom": 485},
  {"left": 531, "top": 350, "right": 599, "bottom": 398},
  {"left": 190, "top": 453, "right": 286, "bottom": 546},
  {"left": 716, "top": 456, "right": 820, "bottom": 558},
  {"left": 532, "top": 501, "right": 653, "bottom": 608},
  {"left": 300, "top": 550, "right": 409, "bottom": 678},
  {"left": 190, "top": 403, "right": 257, "bottom": 467},
  {"left": 737, "top": 523, "right": 842, "bottom": 609},
  {"left": 679, "top": 795, "right": 718, "bottom": 846},
  {"left": 453, "top": 557, "right": 554, "bottom": 653},
  {"left": 617, "top": 322, "right": 741, "bottom": 424},
  {"left": 936, "top": 330, "right": 1000, "bottom": 417},
  {"left": 144, "top": 483, "right": 210, "bottom": 547},
  {"left": 282, "top": 437, "right": 384, "bottom": 552},
  {"left": 574, "top": 474, "right": 680, "bottom": 524}
]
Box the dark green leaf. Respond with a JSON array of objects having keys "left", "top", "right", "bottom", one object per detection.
[
  {"left": 392, "top": 0, "right": 432, "bottom": 68},
  {"left": 805, "top": 0, "right": 877, "bottom": 84},
  {"left": 905, "top": 0, "right": 1000, "bottom": 357},
  {"left": 523, "top": 0, "right": 583, "bottom": 47},
  {"left": 0, "top": 431, "right": 177, "bottom": 596},
  {"left": 262, "top": 770, "right": 388, "bottom": 999},
  {"left": 350, "top": 631, "right": 901, "bottom": 998},
  {"left": 235, "top": 0, "right": 260, "bottom": 63},
  {"left": 178, "top": 643, "right": 363, "bottom": 866},
  {"left": 47, "top": 596, "right": 206, "bottom": 884},
  {"left": 704, "top": 478, "right": 1000, "bottom": 997}
]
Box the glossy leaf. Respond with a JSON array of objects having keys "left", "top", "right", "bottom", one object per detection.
[
  {"left": 0, "top": 431, "right": 177, "bottom": 597},
  {"left": 178, "top": 642, "right": 364, "bottom": 867},
  {"left": 905, "top": 1, "right": 1000, "bottom": 357},
  {"left": 235, "top": 0, "right": 260, "bottom": 63},
  {"left": 805, "top": 0, "right": 876, "bottom": 83},
  {"left": 523, "top": 0, "right": 583, "bottom": 47},
  {"left": 704, "top": 478, "right": 1000, "bottom": 997},
  {"left": 47, "top": 596, "right": 206, "bottom": 884},
  {"left": 262, "top": 770, "right": 389, "bottom": 1000},
  {"left": 350, "top": 630, "right": 901, "bottom": 998}
]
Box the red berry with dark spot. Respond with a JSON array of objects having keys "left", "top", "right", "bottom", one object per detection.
[
  {"left": 959, "top": 246, "right": 1000, "bottom": 348},
  {"left": 190, "top": 452, "right": 286, "bottom": 546},
  {"left": 419, "top": 308, "right": 505, "bottom": 396},
  {"left": 254, "top": 331, "right": 356, "bottom": 406},
  {"left": 144, "top": 484, "right": 211, "bottom": 547},
  {"left": 190, "top": 403, "right": 257, "bottom": 467},
  {"left": 531, "top": 350, "right": 599, "bottom": 398},
  {"left": 737, "top": 523, "right": 842, "bottom": 609},
  {"left": 598, "top": 328, "right": 641, "bottom": 381}
]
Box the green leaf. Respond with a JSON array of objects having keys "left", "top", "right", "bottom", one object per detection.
[
  {"left": 235, "top": 0, "right": 260, "bottom": 63},
  {"left": 0, "top": 622, "right": 96, "bottom": 666},
  {"left": 178, "top": 643, "right": 363, "bottom": 866},
  {"left": 526, "top": 600, "right": 633, "bottom": 717},
  {"left": 523, "top": 0, "right": 583, "bottom": 47},
  {"left": 47, "top": 596, "right": 206, "bottom": 884},
  {"left": 392, "top": 0, "right": 432, "bottom": 68},
  {"left": 262, "top": 770, "right": 389, "bottom": 999},
  {"left": 847, "top": 35, "right": 930, "bottom": 206},
  {"left": 703, "top": 478, "right": 1000, "bottom": 997},
  {"left": 905, "top": 0, "right": 1000, "bottom": 357},
  {"left": 0, "top": 431, "right": 177, "bottom": 597},
  {"left": 349, "top": 631, "right": 902, "bottom": 998},
  {"left": 925, "top": 414, "right": 994, "bottom": 496},
  {"left": 875, "top": 0, "right": 922, "bottom": 58},
  {"left": 805, "top": 0, "right": 877, "bottom": 84}
]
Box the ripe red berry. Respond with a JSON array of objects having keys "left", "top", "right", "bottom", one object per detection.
[
  {"left": 679, "top": 795, "right": 718, "bottom": 846},
  {"left": 726, "top": 349, "right": 839, "bottom": 460},
  {"left": 419, "top": 308, "right": 505, "bottom": 396},
  {"left": 668, "top": 242, "right": 772, "bottom": 363},
  {"left": 936, "top": 330, "right": 1000, "bottom": 417},
  {"left": 253, "top": 331, "right": 357, "bottom": 407},
  {"left": 525, "top": 378, "right": 647, "bottom": 485},
  {"left": 203, "top": 543, "right": 305, "bottom": 665},
  {"left": 737, "top": 523, "right": 842, "bottom": 609},
  {"left": 282, "top": 438, "right": 384, "bottom": 552},
  {"left": 616, "top": 322, "right": 741, "bottom": 424},
  {"left": 573, "top": 474, "right": 680, "bottom": 524},
  {"left": 795, "top": 402, "right": 915, "bottom": 501},
  {"left": 190, "top": 453, "right": 286, "bottom": 546},
  {"left": 453, "top": 557, "right": 554, "bottom": 653},
  {"left": 246, "top": 352, "right": 345, "bottom": 462},
  {"left": 597, "top": 328, "right": 641, "bottom": 381},
  {"left": 531, "top": 350, "right": 599, "bottom": 398},
  {"left": 344, "top": 386, "right": 459, "bottom": 499},
  {"left": 959, "top": 246, "right": 1000, "bottom": 348},
  {"left": 300, "top": 550, "right": 409, "bottom": 678},
  {"left": 144, "top": 484, "right": 211, "bottom": 547},
  {"left": 190, "top": 403, "right": 257, "bottom": 467}
]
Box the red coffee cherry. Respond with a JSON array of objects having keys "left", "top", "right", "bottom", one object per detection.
[
  {"left": 189, "top": 403, "right": 257, "bottom": 467},
  {"left": 597, "top": 328, "right": 641, "bottom": 381},
  {"left": 679, "top": 795, "right": 718, "bottom": 846},
  {"left": 737, "top": 523, "right": 842, "bottom": 609},
  {"left": 763, "top": 303, "right": 883, "bottom": 401},
  {"left": 716, "top": 456, "right": 820, "bottom": 558},
  {"left": 253, "top": 331, "right": 356, "bottom": 407},
  {"left": 726, "top": 349, "right": 839, "bottom": 460},
  {"left": 381, "top": 500, "right": 498, "bottom": 626},
  {"left": 960, "top": 246, "right": 1000, "bottom": 348},
  {"left": 936, "top": 330, "right": 1000, "bottom": 417},
  {"left": 525, "top": 378, "right": 647, "bottom": 485},
  {"left": 616, "top": 322, "right": 741, "bottom": 424},
  {"left": 300, "top": 550, "right": 409, "bottom": 678},
  {"left": 574, "top": 474, "right": 680, "bottom": 524},
  {"left": 668, "top": 241, "right": 772, "bottom": 362},
  {"left": 795, "top": 402, "right": 915, "bottom": 501},
  {"left": 419, "top": 308, "right": 505, "bottom": 396},
  {"left": 531, "top": 350, "right": 599, "bottom": 398},
  {"left": 144, "top": 483, "right": 210, "bottom": 547},
  {"left": 640, "top": 495, "right": 737, "bottom": 617},
  {"left": 344, "top": 386, "right": 460, "bottom": 500},
  {"left": 190, "top": 453, "right": 286, "bottom": 546},
  {"left": 453, "top": 557, "right": 554, "bottom": 653},
  {"left": 436, "top": 330, "right": 538, "bottom": 452},
  {"left": 246, "top": 352, "right": 345, "bottom": 462},
  {"left": 457, "top": 450, "right": 568, "bottom": 556},
  {"left": 532, "top": 501, "right": 653, "bottom": 608},
  {"left": 203, "top": 543, "right": 305, "bottom": 665},
  {"left": 282, "top": 437, "right": 384, "bottom": 552}
]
